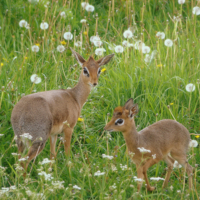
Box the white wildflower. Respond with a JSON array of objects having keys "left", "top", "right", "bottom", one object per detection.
[
  {"left": 26, "top": 190, "right": 32, "bottom": 196},
  {"left": 142, "top": 46, "right": 150, "bottom": 54},
  {"left": 111, "top": 164, "right": 117, "bottom": 172},
  {"left": 25, "top": 23, "right": 30, "bottom": 29},
  {"left": 110, "top": 183, "right": 117, "bottom": 190},
  {"left": 75, "top": 41, "right": 82, "bottom": 47},
  {"left": 185, "top": 83, "right": 195, "bottom": 92},
  {"left": 9, "top": 185, "right": 16, "bottom": 190},
  {"left": 90, "top": 35, "right": 100, "bottom": 43},
  {"left": 144, "top": 54, "right": 151, "bottom": 63},
  {"left": 30, "top": 74, "right": 42, "bottom": 84},
  {"left": 164, "top": 39, "right": 173, "bottom": 47},
  {"left": 64, "top": 32, "right": 73, "bottom": 40},
  {"left": 150, "top": 177, "right": 165, "bottom": 181},
  {"left": 134, "top": 40, "right": 145, "bottom": 50},
  {"left": 73, "top": 185, "right": 81, "bottom": 190},
  {"left": 60, "top": 11, "right": 66, "bottom": 18},
  {"left": 85, "top": 4, "right": 95, "bottom": 12},
  {"left": 38, "top": 171, "right": 53, "bottom": 181},
  {"left": 80, "top": 19, "right": 87, "bottom": 23},
  {"left": 20, "top": 133, "right": 33, "bottom": 140},
  {"left": 133, "top": 176, "right": 144, "bottom": 182},
  {"left": 94, "top": 170, "right": 105, "bottom": 176},
  {"left": 57, "top": 45, "right": 65, "bottom": 53},
  {"left": 114, "top": 45, "right": 124, "bottom": 53},
  {"left": 170, "top": 185, "right": 173, "bottom": 191},
  {"left": 123, "top": 30, "right": 133, "bottom": 38},
  {"left": 40, "top": 22, "right": 49, "bottom": 30},
  {"left": 19, "top": 156, "right": 29, "bottom": 162},
  {"left": 189, "top": 140, "right": 198, "bottom": 147},
  {"left": 95, "top": 48, "right": 106, "bottom": 56},
  {"left": 193, "top": 6, "right": 200, "bottom": 15},
  {"left": 31, "top": 45, "right": 39, "bottom": 52},
  {"left": 94, "top": 40, "right": 103, "bottom": 47},
  {"left": 0, "top": 134, "right": 4, "bottom": 137},
  {"left": 178, "top": 0, "right": 185, "bottom": 4},
  {"left": 120, "top": 164, "right": 128, "bottom": 171},
  {"left": 156, "top": 32, "right": 165, "bottom": 39},
  {"left": 137, "top": 147, "right": 151, "bottom": 153},
  {"left": 11, "top": 153, "right": 20, "bottom": 156},
  {"left": 122, "top": 40, "right": 128, "bottom": 47},
  {"left": 52, "top": 181, "right": 65, "bottom": 189},
  {"left": 173, "top": 160, "right": 182, "bottom": 168},
  {"left": 19, "top": 20, "right": 28, "bottom": 28},
  {"left": 102, "top": 154, "right": 114, "bottom": 160},
  {"left": 177, "top": 190, "right": 181, "bottom": 193},
  {"left": 152, "top": 154, "right": 156, "bottom": 159},
  {"left": 40, "top": 158, "right": 54, "bottom": 165}
]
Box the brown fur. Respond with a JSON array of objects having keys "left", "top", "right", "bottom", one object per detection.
[
  {"left": 11, "top": 48, "right": 114, "bottom": 173},
  {"left": 104, "top": 98, "right": 193, "bottom": 191}
]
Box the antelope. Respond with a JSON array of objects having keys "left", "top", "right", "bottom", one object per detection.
[
  {"left": 11, "top": 48, "right": 114, "bottom": 171},
  {"left": 104, "top": 98, "right": 193, "bottom": 191}
]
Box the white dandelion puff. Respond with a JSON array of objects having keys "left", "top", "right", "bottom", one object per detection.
[
  {"left": 31, "top": 45, "right": 39, "bottom": 52},
  {"left": 95, "top": 48, "right": 106, "bottom": 56},
  {"left": 134, "top": 40, "right": 145, "bottom": 50},
  {"left": 85, "top": 4, "right": 95, "bottom": 12},
  {"left": 122, "top": 40, "right": 128, "bottom": 47},
  {"left": 189, "top": 140, "right": 198, "bottom": 147},
  {"left": 156, "top": 32, "right": 165, "bottom": 39},
  {"left": 94, "top": 40, "right": 103, "bottom": 47},
  {"left": 80, "top": 19, "right": 87, "bottom": 23},
  {"left": 123, "top": 30, "right": 133, "bottom": 38},
  {"left": 60, "top": 11, "right": 66, "bottom": 18},
  {"left": 64, "top": 32, "right": 73, "bottom": 40},
  {"left": 178, "top": 0, "right": 185, "bottom": 4},
  {"left": 164, "top": 39, "right": 173, "bottom": 47},
  {"left": 142, "top": 46, "right": 150, "bottom": 54},
  {"left": 75, "top": 41, "right": 82, "bottom": 47},
  {"left": 185, "top": 83, "right": 195, "bottom": 92},
  {"left": 30, "top": 74, "right": 42, "bottom": 84},
  {"left": 19, "top": 20, "right": 28, "bottom": 28},
  {"left": 57, "top": 45, "right": 65, "bottom": 53},
  {"left": 81, "top": 2, "right": 89, "bottom": 9},
  {"left": 40, "top": 22, "right": 49, "bottom": 30},
  {"left": 115, "top": 45, "right": 124, "bottom": 53},
  {"left": 193, "top": 6, "right": 200, "bottom": 15}
]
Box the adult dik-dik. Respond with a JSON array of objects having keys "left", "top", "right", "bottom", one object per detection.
[
  {"left": 11, "top": 48, "right": 114, "bottom": 171},
  {"left": 104, "top": 98, "right": 193, "bottom": 191}
]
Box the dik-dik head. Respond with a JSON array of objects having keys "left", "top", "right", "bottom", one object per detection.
[
  {"left": 104, "top": 98, "right": 139, "bottom": 132},
  {"left": 70, "top": 48, "right": 114, "bottom": 87}
]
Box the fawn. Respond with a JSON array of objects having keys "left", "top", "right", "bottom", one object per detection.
[
  {"left": 104, "top": 98, "right": 193, "bottom": 191},
  {"left": 11, "top": 48, "right": 114, "bottom": 171}
]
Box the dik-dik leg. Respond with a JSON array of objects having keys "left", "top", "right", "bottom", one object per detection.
[
  {"left": 63, "top": 127, "right": 73, "bottom": 155},
  {"left": 50, "top": 135, "right": 58, "bottom": 159}
]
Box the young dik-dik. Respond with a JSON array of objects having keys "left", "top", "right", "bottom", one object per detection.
[
  {"left": 104, "top": 98, "right": 193, "bottom": 191},
  {"left": 11, "top": 48, "right": 114, "bottom": 171}
]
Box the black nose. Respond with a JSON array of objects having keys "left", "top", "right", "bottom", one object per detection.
[{"left": 93, "top": 83, "right": 97, "bottom": 86}]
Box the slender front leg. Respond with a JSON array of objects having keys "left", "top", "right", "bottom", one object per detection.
[
  {"left": 63, "top": 127, "right": 73, "bottom": 155},
  {"left": 50, "top": 135, "right": 58, "bottom": 159},
  {"left": 136, "top": 165, "right": 144, "bottom": 191}
]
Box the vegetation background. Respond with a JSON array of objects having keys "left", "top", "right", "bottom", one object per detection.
[{"left": 0, "top": 0, "right": 199, "bottom": 199}]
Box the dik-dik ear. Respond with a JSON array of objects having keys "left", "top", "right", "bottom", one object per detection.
[
  {"left": 96, "top": 54, "right": 115, "bottom": 66},
  {"left": 124, "top": 98, "right": 134, "bottom": 110},
  {"left": 70, "top": 48, "right": 86, "bottom": 67},
  {"left": 129, "top": 104, "right": 139, "bottom": 118}
]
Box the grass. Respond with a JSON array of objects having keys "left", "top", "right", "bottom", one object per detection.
[{"left": 0, "top": 0, "right": 200, "bottom": 199}]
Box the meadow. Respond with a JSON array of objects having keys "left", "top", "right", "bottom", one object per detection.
[{"left": 0, "top": 0, "right": 200, "bottom": 199}]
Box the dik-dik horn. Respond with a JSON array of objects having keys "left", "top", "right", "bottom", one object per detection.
[
  {"left": 104, "top": 98, "right": 193, "bottom": 191},
  {"left": 11, "top": 48, "right": 114, "bottom": 172}
]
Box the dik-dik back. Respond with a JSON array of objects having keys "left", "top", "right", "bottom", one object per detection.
[{"left": 11, "top": 48, "right": 114, "bottom": 173}]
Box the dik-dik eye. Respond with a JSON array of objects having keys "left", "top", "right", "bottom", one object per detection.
[
  {"left": 115, "top": 118, "right": 124, "bottom": 126},
  {"left": 97, "top": 68, "right": 101, "bottom": 76},
  {"left": 83, "top": 67, "right": 89, "bottom": 77}
]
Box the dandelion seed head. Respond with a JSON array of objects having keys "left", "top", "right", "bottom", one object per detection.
[
  {"left": 178, "top": 0, "right": 185, "bottom": 4},
  {"left": 31, "top": 45, "right": 39, "bottom": 52},
  {"left": 173, "top": 160, "right": 182, "bottom": 168},
  {"left": 156, "top": 32, "right": 165, "bottom": 39},
  {"left": 64, "top": 32, "right": 73, "bottom": 40},
  {"left": 40, "top": 22, "right": 49, "bottom": 30},
  {"left": 189, "top": 140, "right": 198, "bottom": 147},
  {"left": 19, "top": 20, "right": 28, "bottom": 28},
  {"left": 115, "top": 45, "right": 124, "bottom": 53},
  {"left": 80, "top": 19, "right": 87, "bottom": 23},
  {"left": 185, "top": 83, "right": 195, "bottom": 92},
  {"left": 75, "top": 41, "right": 82, "bottom": 47},
  {"left": 81, "top": 2, "right": 89, "bottom": 9},
  {"left": 57, "top": 45, "right": 65, "bottom": 53},
  {"left": 142, "top": 46, "right": 150, "bottom": 54},
  {"left": 95, "top": 48, "right": 106, "bottom": 56},
  {"left": 193, "top": 6, "right": 200, "bottom": 15},
  {"left": 30, "top": 74, "right": 42, "bottom": 84},
  {"left": 60, "top": 11, "right": 66, "bottom": 18},
  {"left": 164, "top": 39, "right": 173, "bottom": 47},
  {"left": 123, "top": 30, "right": 133, "bottom": 38},
  {"left": 85, "top": 4, "right": 95, "bottom": 12}
]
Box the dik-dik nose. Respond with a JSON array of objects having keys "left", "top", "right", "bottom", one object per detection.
[{"left": 93, "top": 83, "right": 98, "bottom": 86}]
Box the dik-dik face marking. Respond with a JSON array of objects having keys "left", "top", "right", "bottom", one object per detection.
[{"left": 70, "top": 48, "right": 114, "bottom": 88}]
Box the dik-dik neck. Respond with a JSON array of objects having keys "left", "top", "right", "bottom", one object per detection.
[
  {"left": 122, "top": 123, "right": 139, "bottom": 153},
  {"left": 70, "top": 75, "right": 91, "bottom": 108}
]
